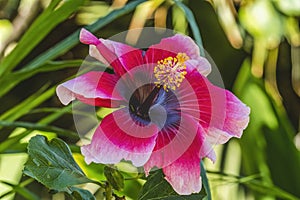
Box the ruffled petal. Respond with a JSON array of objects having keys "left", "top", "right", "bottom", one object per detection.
[
  {"left": 185, "top": 58, "right": 211, "bottom": 77},
  {"left": 81, "top": 108, "right": 158, "bottom": 167},
  {"left": 79, "top": 28, "right": 101, "bottom": 45},
  {"left": 145, "top": 34, "right": 211, "bottom": 76},
  {"left": 146, "top": 34, "right": 200, "bottom": 60},
  {"left": 200, "top": 139, "right": 216, "bottom": 163},
  {"left": 206, "top": 89, "right": 250, "bottom": 144},
  {"left": 183, "top": 69, "right": 250, "bottom": 144},
  {"left": 56, "top": 71, "right": 123, "bottom": 107},
  {"left": 80, "top": 29, "right": 144, "bottom": 76},
  {"left": 162, "top": 125, "right": 205, "bottom": 195},
  {"left": 144, "top": 114, "right": 200, "bottom": 174}
]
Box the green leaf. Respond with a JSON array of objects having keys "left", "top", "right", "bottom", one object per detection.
[
  {"left": 0, "top": 178, "right": 38, "bottom": 200},
  {"left": 206, "top": 170, "right": 300, "bottom": 200},
  {"left": 243, "top": 180, "right": 300, "bottom": 200},
  {"left": 73, "top": 153, "right": 106, "bottom": 183},
  {"left": 23, "top": 135, "right": 91, "bottom": 192},
  {"left": 0, "top": 60, "right": 83, "bottom": 95},
  {"left": 22, "top": 0, "right": 146, "bottom": 73},
  {"left": 0, "top": 0, "right": 85, "bottom": 76},
  {"left": 0, "top": 84, "right": 54, "bottom": 122},
  {"left": 0, "top": 131, "right": 29, "bottom": 153},
  {"left": 0, "top": 102, "right": 75, "bottom": 154},
  {"left": 0, "top": 0, "right": 147, "bottom": 97},
  {"left": 173, "top": 0, "right": 205, "bottom": 57},
  {"left": 233, "top": 59, "right": 300, "bottom": 198},
  {"left": 13, "top": 186, "right": 40, "bottom": 200},
  {"left": 104, "top": 166, "right": 124, "bottom": 191},
  {"left": 69, "top": 187, "right": 96, "bottom": 200},
  {"left": 138, "top": 170, "right": 206, "bottom": 200},
  {"left": 239, "top": 0, "right": 283, "bottom": 41},
  {"left": 0, "top": 120, "right": 78, "bottom": 139},
  {"left": 38, "top": 102, "right": 74, "bottom": 125}
]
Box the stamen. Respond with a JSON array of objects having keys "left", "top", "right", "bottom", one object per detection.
[{"left": 154, "top": 53, "right": 189, "bottom": 92}]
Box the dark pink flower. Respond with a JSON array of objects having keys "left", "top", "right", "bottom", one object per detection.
[{"left": 56, "top": 29, "right": 250, "bottom": 195}]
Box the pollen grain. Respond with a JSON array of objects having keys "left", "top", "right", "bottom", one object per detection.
[{"left": 154, "top": 53, "right": 189, "bottom": 92}]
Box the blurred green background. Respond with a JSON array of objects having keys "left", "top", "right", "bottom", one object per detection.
[{"left": 0, "top": 0, "right": 299, "bottom": 199}]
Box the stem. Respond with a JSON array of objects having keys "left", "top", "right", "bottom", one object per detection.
[
  {"left": 200, "top": 161, "right": 212, "bottom": 200},
  {"left": 105, "top": 182, "right": 113, "bottom": 200}
]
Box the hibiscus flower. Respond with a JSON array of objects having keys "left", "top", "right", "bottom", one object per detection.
[{"left": 56, "top": 28, "right": 250, "bottom": 195}]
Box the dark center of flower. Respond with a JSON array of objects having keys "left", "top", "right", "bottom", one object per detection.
[
  {"left": 128, "top": 83, "right": 181, "bottom": 128},
  {"left": 128, "top": 53, "right": 188, "bottom": 126},
  {"left": 129, "top": 84, "right": 160, "bottom": 122}
]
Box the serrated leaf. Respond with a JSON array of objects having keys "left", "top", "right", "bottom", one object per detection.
[
  {"left": 23, "top": 135, "right": 91, "bottom": 191},
  {"left": 104, "top": 166, "right": 124, "bottom": 191},
  {"left": 138, "top": 170, "right": 206, "bottom": 200}
]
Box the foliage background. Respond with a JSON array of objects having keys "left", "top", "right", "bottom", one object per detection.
[{"left": 0, "top": 0, "right": 299, "bottom": 199}]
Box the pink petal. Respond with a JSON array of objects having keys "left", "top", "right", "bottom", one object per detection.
[
  {"left": 144, "top": 114, "right": 200, "bottom": 174},
  {"left": 163, "top": 156, "right": 201, "bottom": 195},
  {"left": 81, "top": 109, "right": 158, "bottom": 167},
  {"left": 145, "top": 34, "right": 211, "bottom": 76},
  {"left": 206, "top": 89, "right": 250, "bottom": 144},
  {"left": 147, "top": 34, "right": 200, "bottom": 60},
  {"left": 56, "top": 71, "right": 123, "bottom": 107},
  {"left": 186, "top": 59, "right": 211, "bottom": 77},
  {"left": 184, "top": 70, "right": 250, "bottom": 144},
  {"left": 145, "top": 48, "right": 176, "bottom": 65},
  {"left": 200, "top": 139, "right": 216, "bottom": 162},
  {"left": 176, "top": 70, "right": 212, "bottom": 129},
  {"left": 162, "top": 125, "right": 205, "bottom": 195},
  {"left": 80, "top": 29, "right": 144, "bottom": 76},
  {"left": 79, "top": 28, "right": 100, "bottom": 45}
]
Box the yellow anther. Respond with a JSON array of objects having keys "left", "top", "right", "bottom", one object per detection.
[{"left": 153, "top": 52, "right": 189, "bottom": 92}]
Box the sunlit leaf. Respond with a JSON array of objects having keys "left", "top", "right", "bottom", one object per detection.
[
  {"left": 233, "top": 59, "right": 300, "bottom": 198},
  {"left": 13, "top": 186, "right": 40, "bottom": 200},
  {"left": 73, "top": 153, "right": 106, "bottom": 183},
  {"left": 172, "top": 5, "right": 188, "bottom": 35},
  {"left": 239, "top": 0, "right": 283, "bottom": 46},
  {"left": 244, "top": 180, "right": 300, "bottom": 200},
  {"left": 0, "top": 19, "right": 13, "bottom": 48},
  {"left": 0, "top": 84, "right": 54, "bottom": 122},
  {"left": 22, "top": 0, "right": 147, "bottom": 74},
  {"left": 0, "top": 120, "right": 78, "bottom": 139},
  {"left": 0, "top": 60, "right": 82, "bottom": 95},
  {"left": 0, "top": 0, "right": 85, "bottom": 76},
  {"left": 0, "top": 131, "right": 29, "bottom": 153},
  {"left": 0, "top": 0, "right": 147, "bottom": 97},
  {"left": 273, "top": 0, "right": 300, "bottom": 16}
]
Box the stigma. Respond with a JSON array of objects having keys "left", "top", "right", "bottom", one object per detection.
[{"left": 154, "top": 53, "right": 189, "bottom": 91}]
